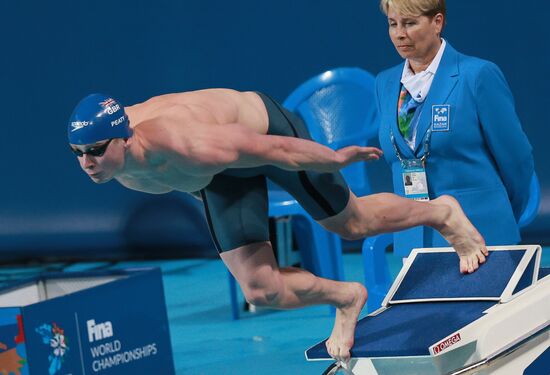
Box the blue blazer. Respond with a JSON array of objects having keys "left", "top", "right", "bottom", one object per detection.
[{"left": 375, "top": 42, "right": 534, "bottom": 256}]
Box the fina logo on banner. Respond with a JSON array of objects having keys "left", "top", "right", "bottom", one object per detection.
[
  {"left": 87, "top": 319, "right": 113, "bottom": 343},
  {"left": 432, "top": 104, "right": 451, "bottom": 131},
  {"left": 85, "top": 318, "right": 159, "bottom": 372}
]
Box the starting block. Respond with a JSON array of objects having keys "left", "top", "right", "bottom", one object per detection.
[
  {"left": 306, "top": 245, "right": 550, "bottom": 374},
  {"left": 0, "top": 268, "right": 175, "bottom": 374}
]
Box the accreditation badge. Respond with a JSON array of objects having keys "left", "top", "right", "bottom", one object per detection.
[{"left": 401, "top": 159, "right": 429, "bottom": 201}]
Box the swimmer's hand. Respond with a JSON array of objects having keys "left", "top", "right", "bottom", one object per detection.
[
  {"left": 305, "top": 146, "right": 382, "bottom": 173},
  {"left": 334, "top": 146, "right": 383, "bottom": 168}
]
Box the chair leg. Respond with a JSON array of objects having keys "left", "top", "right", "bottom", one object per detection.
[
  {"left": 313, "top": 225, "right": 345, "bottom": 282},
  {"left": 292, "top": 216, "right": 345, "bottom": 282},
  {"left": 362, "top": 233, "right": 393, "bottom": 312},
  {"left": 276, "top": 217, "right": 300, "bottom": 267},
  {"left": 228, "top": 272, "right": 240, "bottom": 320}
]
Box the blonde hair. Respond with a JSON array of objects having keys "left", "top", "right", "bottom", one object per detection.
[{"left": 380, "top": 0, "right": 446, "bottom": 18}]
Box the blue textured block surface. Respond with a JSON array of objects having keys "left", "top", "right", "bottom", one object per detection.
[
  {"left": 513, "top": 254, "right": 537, "bottom": 295},
  {"left": 392, "top": 250, "right": 526, "bottom": 301},
  {"left": 307, "top": 301, "right": 496, "bottom": 359}
]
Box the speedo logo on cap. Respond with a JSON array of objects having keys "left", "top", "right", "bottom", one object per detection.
[
  {"left": 71, "top": 121, "right": 92, "bottom": 132},
  {"left": 100, "top": 98, "right": 121, "bottom": 115}
]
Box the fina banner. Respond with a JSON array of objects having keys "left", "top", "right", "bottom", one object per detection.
[{"left": 0, "top": 269, "right": 175, "bottom": 375}]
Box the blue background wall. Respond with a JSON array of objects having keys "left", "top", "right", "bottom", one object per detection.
[{"left": 0, "top": 0, "right": 548, "bottom": 258}]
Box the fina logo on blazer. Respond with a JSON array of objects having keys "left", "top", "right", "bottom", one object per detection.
[{"left": 432, "top": 105, "right": 451, "bottom": 131}]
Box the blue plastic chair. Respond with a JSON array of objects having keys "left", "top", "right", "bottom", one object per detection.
[
  {"left": 361, "top": 172, "right": 541, "bottom": 312},
  {"left": 284, "top": 68, "right": 378, "bottom": 197},
  {"left": 228, "top": 67, "right": 378, "bottom": 319}
]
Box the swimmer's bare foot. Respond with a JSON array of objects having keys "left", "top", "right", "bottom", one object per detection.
[
  {"left": 325, "top": 282, "right": 367, "bottom": 363},
  {"left": 431, "top": 195, "right": 489, "bottom": 274}
]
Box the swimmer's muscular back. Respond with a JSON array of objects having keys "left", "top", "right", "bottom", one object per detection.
[
  {"left": 126, "top": 89, "right": 269, "bottom": 135},
  {"left": 116, "top": 89, "right": 270, "bottom": 194}
]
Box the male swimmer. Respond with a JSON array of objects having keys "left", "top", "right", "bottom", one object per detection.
[{"left": 68, "top": 90, "right": 488, "bottom": 362}]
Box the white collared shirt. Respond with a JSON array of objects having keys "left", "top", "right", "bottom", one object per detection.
[{"left": 401, "top": 38, "right": 446, "bottom": 103}]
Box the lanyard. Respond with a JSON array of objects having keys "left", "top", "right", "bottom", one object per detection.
[{"left": 390, "top": 128, "right": 433, "bottom": 165}]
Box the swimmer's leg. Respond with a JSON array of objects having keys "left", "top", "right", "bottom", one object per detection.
[
  {"left": 220, "top": 241, "right": 366, "bottom": 363},
  {"left": 319, "top": 192, "right": 488, "bottom": 274}
]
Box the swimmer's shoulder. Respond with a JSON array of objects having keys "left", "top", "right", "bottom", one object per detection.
[{"left": 134, "top": 116, "right": 207, "bottom": 168}]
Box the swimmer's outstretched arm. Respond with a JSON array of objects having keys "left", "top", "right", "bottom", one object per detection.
[{"left": 172, "top": 123, "right": 383, "bottom": 175}]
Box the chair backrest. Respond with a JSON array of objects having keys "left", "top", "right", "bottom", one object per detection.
[
  {"left": 283, "top": 67, "right": 377, "bottom": 196},
  {"left": 519, "top": 172, "right": 541, "bottom": 228}
]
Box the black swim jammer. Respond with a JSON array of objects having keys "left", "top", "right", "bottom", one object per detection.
[{"left": 199, "top": 92, "right": 350, "bottom": 252}]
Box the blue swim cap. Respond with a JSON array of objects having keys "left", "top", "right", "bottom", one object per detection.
[{"left": 68, "top": 93, "right": 132, "bottom": 145}]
